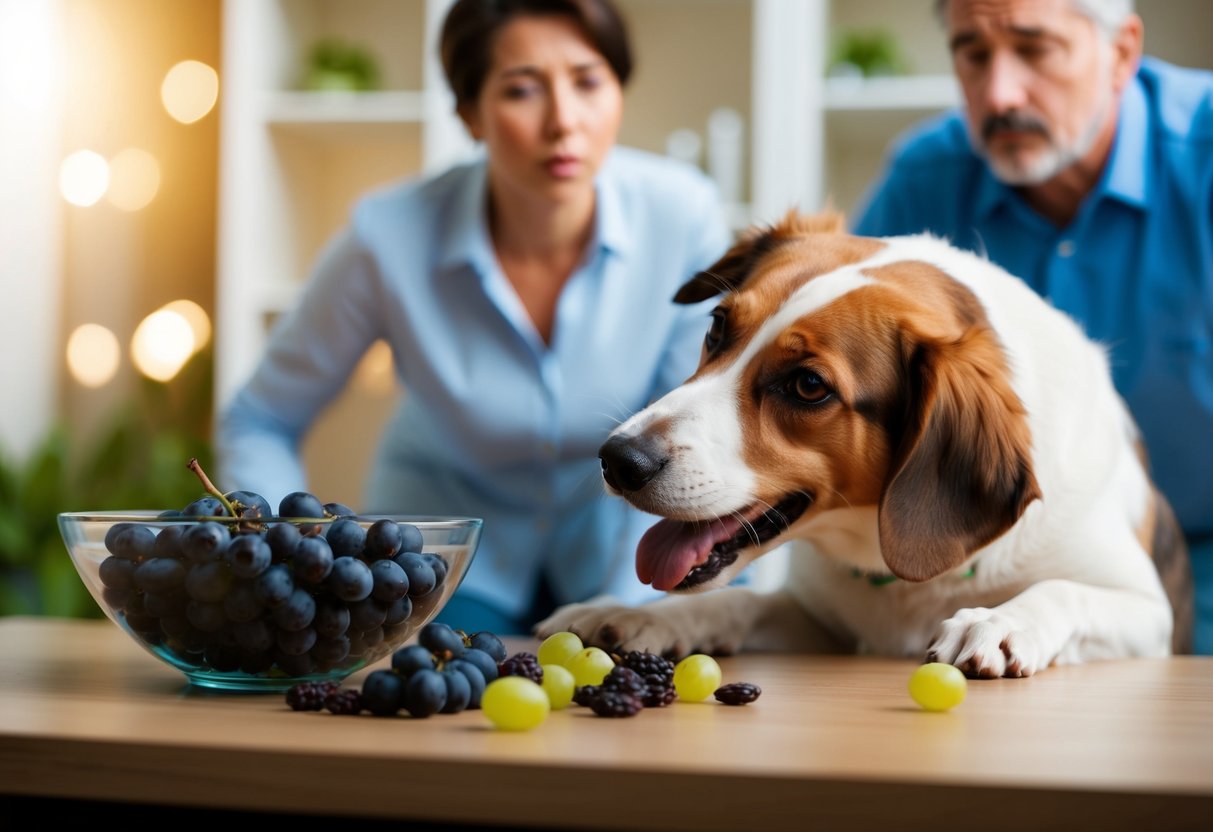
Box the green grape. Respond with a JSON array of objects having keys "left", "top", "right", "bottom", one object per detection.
[
  {"left": 908, "top": 662, "right": 967, "bottom": 712},
  {"left": 673, "top": 654, "right": 722, "bottom": 702},
  {"left": 537, "top": 630, "right": 583, "bottom": 667},
  {"left": 565, "top": 646, "right": 615, "bottom": 687},
  {"left": 482, "top": 676, "right": 550, "bottom": 731},
  {"left": 540, "top": 663, "right": 575, "bottom": 710}
]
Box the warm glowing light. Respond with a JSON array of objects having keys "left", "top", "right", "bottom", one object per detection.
[
  {"left": 161, "top": 299, "right": 212, "bottom": 352},
  {"left": 66, "top": 323, "right": 120, "bottom": 387},
  {"left": 59, "top": 150, "right": 110, "bottom": 206},
  {"left": 161, "top": 60, "right": 219, "bottom": 124},
  {"left": 354, "top": 339, "right": 396, "bottom": 393},
  {"left": 131, "top": 309, "right": 195, "bottom": 382},
  {"left": 106, "top": 148, "right": 161, "bottom": 211},
  {"left": 0, "top": 3, "right": 60, "bottom": 113}
]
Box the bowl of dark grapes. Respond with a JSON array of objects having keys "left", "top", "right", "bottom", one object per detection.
[{"left": 58, "top": 460, "right": 482, "bottom": 691}]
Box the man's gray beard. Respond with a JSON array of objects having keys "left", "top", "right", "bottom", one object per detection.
[{"left": 979, "top": 96, "right": 1110, "bottom": 186}]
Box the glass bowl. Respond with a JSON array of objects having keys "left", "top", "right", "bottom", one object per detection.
[{"left": 58, "top": 511, "right": 482, "bottom": 691}]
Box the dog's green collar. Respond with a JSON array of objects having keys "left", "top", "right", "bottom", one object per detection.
[{"left": 851, "top": 564, "right": 977, "bottom": 587}]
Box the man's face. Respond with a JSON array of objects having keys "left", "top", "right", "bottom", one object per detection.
[{"left": 947, "top": 0, "right": 1118, "bottom": 185}]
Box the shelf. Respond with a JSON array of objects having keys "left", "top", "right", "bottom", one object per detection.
[
  {"left": 824, "top": 74, "right": 959, "bottom": 111},
  {"left": 823, "top": 74, "right": 959, "bottom": 153},
  {"left": 261, "top": 90, "right": 426, "bottom": 125},
  {"left": 248, "top": 280, "right": 302, "bottom": 314}
]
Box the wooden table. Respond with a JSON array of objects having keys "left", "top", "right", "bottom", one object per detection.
[{"left": 1, "top": 617, "right": 1210, "bottom": 830}]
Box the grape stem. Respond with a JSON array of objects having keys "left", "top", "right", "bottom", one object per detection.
[{"left": 187, "top": 458, "right": 238, "bottom": 517}]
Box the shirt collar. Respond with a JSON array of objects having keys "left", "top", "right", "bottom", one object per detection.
[
  {"left": 593, "top": 150, "right": 630, "bottom": 257},
  {"left": 1102, "top": 72, "right": 1150, "bottom": 209},
  {"left": 436, "top": 159, "right": 496, "bottom": 275},
  {"left": 435, "top": 154, "right": 630, "bottom": 274},
  {"left": 973, "top": 69, "right": 1152, "bottom": 220}
]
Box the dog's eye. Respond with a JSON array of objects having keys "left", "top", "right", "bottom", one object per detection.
[
  {"left": 790, "top": 370, "right": 832, "bottom": 404},
  {"left": 704, "top": 308, "right": 726, "bottom": 354}
]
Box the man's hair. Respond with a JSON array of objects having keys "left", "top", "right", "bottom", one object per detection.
[{"left": 934, "top": 0, "right": 1134, "bottom": 38}]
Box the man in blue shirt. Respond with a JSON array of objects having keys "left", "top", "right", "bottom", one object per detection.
[{"left": 854, "top": 0, "right": 1213, "bottom": 653}]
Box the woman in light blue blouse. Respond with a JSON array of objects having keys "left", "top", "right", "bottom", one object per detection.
[{"left": 217, "top": 0, "right": 730, "bottom": 634}]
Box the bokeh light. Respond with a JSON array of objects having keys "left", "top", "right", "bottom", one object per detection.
[
  {"left": 161, "top": 299, "right": 212, "bottom": 352},
  {"left": 131, "top": 308, "right": 195, "bottom": 382},
  {"left": 59, "top": 150, "right": 110, "bottom": 206},
  {"left": 106, "top": 147, "right": 161, "bottom": 211},
  {"left": 161, "top": 60, "right": 219, "bottom": 124},
  {"left": 66, "top": 323, "right": 120, "bottom": 387}
]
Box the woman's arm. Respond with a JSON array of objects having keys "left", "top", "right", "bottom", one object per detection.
[{"left": 215, "top": 229, "right": 385, "bottom": 506}]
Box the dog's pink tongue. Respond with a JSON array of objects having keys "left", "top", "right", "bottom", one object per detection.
[{"left": 636, "top": 515, "right": 743, "bottom": 590}]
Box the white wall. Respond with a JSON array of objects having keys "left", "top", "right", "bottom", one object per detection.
[{"left": 0, "top": 1, "right": 63, "bottom": 460}]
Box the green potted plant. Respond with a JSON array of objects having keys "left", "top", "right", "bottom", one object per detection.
[
  {"left": 0, "top": 350, "right": 214, "bottom": 617},
  {"left": 304, "top": 38, "right": 381, "bottom": 92},
  {"left": 828, "top": 28, "right": 910, "bottom": 78}
]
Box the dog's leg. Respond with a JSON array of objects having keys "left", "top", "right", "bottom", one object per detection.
[
  {"left": 927, "top": 579, "right": 1173, "bottom": 677},
  {"left": 534, "top": 588, "right": 846, "bottom": 658}
]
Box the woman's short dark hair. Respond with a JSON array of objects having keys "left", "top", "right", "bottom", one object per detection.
[{"left": 440, "top": 0, "right": 633, "bottom": 110}]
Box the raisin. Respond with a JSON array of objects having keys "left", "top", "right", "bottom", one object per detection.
[
  {"left": 588, "top": 689, "right": 643, "bottom": 717},
  {"left": 324, "top": 688, "right": 364, "bottom": 715},
  {"left": 619, "top": 650, "right": 675, "bottom": 687},
  {"left": 498, "top": 651, "right": 543, "bottom": 684},
  {"left": 285, "top": 680, "right": 340, "bottom": 711},
  {"left": 714, "top": 682, "right": 761, "bottom": 705}
]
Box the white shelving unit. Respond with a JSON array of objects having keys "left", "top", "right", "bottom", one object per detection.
[
  {"left": 620, "top": 0, "right": 956, "bottom": 227},
  {"left": 215, "top": 0, "right": 469, "bottom": 502},
  {"left": 214, "top": 0, "right": 956, "bottom": 503},
  {"left": 217, "top": 0, "right": 463, "bottom": 403},
  {"left": 816, "top": 0, "right": 959, "bottom": 215}
]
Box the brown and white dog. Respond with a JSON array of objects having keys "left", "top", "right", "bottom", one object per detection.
[{"left": 537, "top": 212, "right": 1192, "bottom": 676}]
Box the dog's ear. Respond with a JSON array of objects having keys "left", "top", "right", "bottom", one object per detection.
[
  {"left": 674, "top": 209, "right": 848, "bottom": 304},
  {"left": 674, "top": 228, "right": 774, "bottom": 303},
  {"left": 878, "top": 326, "right": 1041, "bottom": 582}
]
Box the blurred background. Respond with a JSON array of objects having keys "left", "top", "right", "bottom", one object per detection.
[{"left": 2, "top": 0, "right": 1209, "bottom": 617}]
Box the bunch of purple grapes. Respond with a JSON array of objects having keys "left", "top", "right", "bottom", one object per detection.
[
  {"left": 287, "top": 622, "right": 506, "bottom": 717},
  {"left": 96, "top": 488, "right": 450, "bottom": 680},
  {"left": 571, "top": 651, "right": 678, "bottom": 717}
]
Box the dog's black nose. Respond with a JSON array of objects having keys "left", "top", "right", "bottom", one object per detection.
[{"left": 599, "top": 434, "right": 667, "bottom": 493}]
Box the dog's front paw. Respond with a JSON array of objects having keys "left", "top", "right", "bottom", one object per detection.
[
  {"left": 926, "top": 607, "right": 1045, "bottom": 678},
  {"left": 534, "top": 601, "right": 696, "bottom": 659}
]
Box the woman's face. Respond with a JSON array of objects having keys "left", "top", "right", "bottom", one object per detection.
[{"left": 461, "top": 14, "right": 624, "bottom": 206}]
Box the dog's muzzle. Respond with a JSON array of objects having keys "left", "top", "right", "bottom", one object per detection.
[{"left": 599, "top": 434, "right": 668, "bottom": 494}]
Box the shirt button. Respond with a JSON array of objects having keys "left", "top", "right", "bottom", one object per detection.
[{"left": 1057, "top": 240, "right": 1076, "bottom": 258}]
